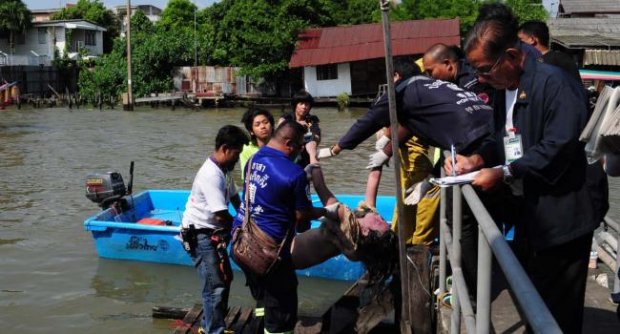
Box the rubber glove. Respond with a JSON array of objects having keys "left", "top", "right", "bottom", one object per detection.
[
  {"left": 366, "top": 150, "right": 390, "bottom": 169},
  {"left": 404, "top": 178, "right": 434, "bottom": 205},
  {"left": 375, "top": 135, "right": 390, "bottom": 151},
  {"left": 317, "top": 147, "right": 334, "bottom": 159}
]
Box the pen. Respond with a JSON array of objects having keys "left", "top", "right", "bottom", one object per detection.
[{"left": 451, "top": 144, "right": 457, "bottom": 176}]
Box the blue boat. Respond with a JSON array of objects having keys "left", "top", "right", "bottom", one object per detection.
[{"left": 84, "top": 189, "right": 396, "bottom": 281}]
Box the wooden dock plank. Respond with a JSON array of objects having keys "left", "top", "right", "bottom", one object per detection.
[
  {"left": 230, "top": 307, "right": 253, "bottom": 333},
  {"left": 294, "top": 316, "right": 323, "bottom": 333},
  {"left": 355, "top": 285, "right": 394, "bottom": 333},
  {"left": 172, "top": 303, "right": 202, "bottom": 334},
  {"left": 406, "top": 246, "right": 434, "bottom": 334},
  {"left": 319, "top": 273, "right": 396, "bottom": 333},
  {"left": 223, "top": 305, "right": 241, "bottom": 328},
  {"left": 163, "top": 272, "right": 398, "bottom": 334}
]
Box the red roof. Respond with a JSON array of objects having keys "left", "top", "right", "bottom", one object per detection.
[{"left": 289, "top": 18, "right": 461, "bottom": 68}]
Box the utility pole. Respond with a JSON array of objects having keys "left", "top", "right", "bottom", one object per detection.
[
  {"left": 379, "top": 1, "right": 411, "bottom": 333},
  {"left": 193, "top": 1, "right": 198, "bottom": 94},
  {"left": 194, "top": 1, "right": 197, "bottom": 67},
  {"left": 125, "top": 0, "right": 134, "bottom": 111}
]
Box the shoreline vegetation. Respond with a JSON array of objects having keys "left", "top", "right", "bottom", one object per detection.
[
  {"left": 0, "top": 0, "right": 547, "bottom": 107},
  {"left": 13, "top": 92, "right": 373, "bottom": 110}
]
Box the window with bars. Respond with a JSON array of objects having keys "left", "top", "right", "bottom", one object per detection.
[{"left": 316, "top": 64, "right": 338, "bottom": 81}]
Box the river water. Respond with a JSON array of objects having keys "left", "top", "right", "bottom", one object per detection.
[
  {"left": 1, "top": 106, "right": 619, "bottom": 333},
  {"left": 0, "top": 106, "right": 394, "bottom": 333}
]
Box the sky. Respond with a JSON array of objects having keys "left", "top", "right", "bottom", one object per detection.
[{"left": 23, "top": 0, "right": 218, "bottom": 11}]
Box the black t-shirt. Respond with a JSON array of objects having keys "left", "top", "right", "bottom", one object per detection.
[{"left": 281, "top": 112, "right": 320, "bottom": 167}]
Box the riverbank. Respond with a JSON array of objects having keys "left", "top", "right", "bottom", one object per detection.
[{"left": 9, "top": 92, "right": 376, "bottom": 111}]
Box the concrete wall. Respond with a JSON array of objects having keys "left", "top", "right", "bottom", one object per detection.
[{"left": 303, "top": 63, "right": 351, "bottom": 97}]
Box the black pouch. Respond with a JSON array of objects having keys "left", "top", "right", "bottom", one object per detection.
[{"left": 180, "top": 224, "right": 197, "bottom": 256}]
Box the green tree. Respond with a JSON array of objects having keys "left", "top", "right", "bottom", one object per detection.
[
  {"left": 325, "top": 0, "right": 379, "bottom": 25},
  {"left": 199, "top": 0, "right": 235, "bottom": 65},
  {"left": 391, "top": 0, "right": 547, "bottom": 38},
  {"left": 130, "top": 10, "right": 154, "bottom": 35},
  {"left": 78, "top": 47, "right": 126, "bottom": 103},
  {"left": 51, "top": 0, "right": 119, "bottom": 52},
  {"left": 391, "top": 0, "right": 481, "bottom": 35},
  {"left": 211, "top": 0, "right": 332, "bottom": 79},
  {"left": 130, "top": 28, "right": 193, "bottom": 96},
  {"left": 158, "top": 0, "right": 197, "bottom": 31},
  {"left": 506, "top": 0, "right": 548, "bottom": 22},
  {"left": 78, "top": 0, "right": 200, "bottom": 100},
  {"left": 0, "top": 0, "right": 32, "bottom": 57}
]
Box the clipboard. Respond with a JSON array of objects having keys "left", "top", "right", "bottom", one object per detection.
[
  {"left": 430, "top": 171, "right": 480, "bottom": 187},
  {"left": 430, "top": 165, "right": 502, "bottom": 187}
]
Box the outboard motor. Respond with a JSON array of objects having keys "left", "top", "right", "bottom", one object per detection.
[{"left": 85, "top": 162, "right": 134, "bottom": 210}]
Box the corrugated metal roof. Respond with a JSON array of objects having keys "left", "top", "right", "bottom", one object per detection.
[
  {"left": 559, "top": 0, "right": 620, "bottom": 15},
  {"left": 547, "top": 18, "right": 620, "bottom": 65},
  {"left": 548, "top": 18, "right": 620, "bottom": 65},
  {"left": 553, "top": 35, "right": 620, "bottom": 48},
  {"left": 548, "top": 17, "right": 620, "bottom": 35},
  {"left": 549, "top": 18, "right": 620, "bottom": 52},
  {"left": 289, "top": 18, "right": 460, "bottom": 68}
]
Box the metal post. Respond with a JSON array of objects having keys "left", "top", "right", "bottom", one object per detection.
[
  {"left": 451, "top": 185, "right": 462, "bottom": 334},
  {"left": 609, "top": 217, "right": 620, "bottom": 297},
  {"left": 439, "top": 184, "right": 447, "bottom": 293},
  {"left": 125, "top": 0, "right": 134, "bottom": 111},
  {"left": 378, "top": 1, "right": 410, "bottom": 331},
  {"left": 461, "top": 185, "right": 561, "bottom": 333},
  {"left": 476, "top": 229, "right": 492, "bottom": 334},
  {"left": 193, "top": 1, "right": 197, "bottom": 67}
]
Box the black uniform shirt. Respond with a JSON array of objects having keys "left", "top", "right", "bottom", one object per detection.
[{"left": 338, "top": 76, "right": 493, "bottom": 152}]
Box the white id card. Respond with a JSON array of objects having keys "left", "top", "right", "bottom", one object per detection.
[{"left": 503, "top": 134, "right": 523, "bottom": 163}]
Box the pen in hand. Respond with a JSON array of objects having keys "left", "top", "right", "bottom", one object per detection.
[{"left": 450, "top": 144, "right": 457, "bottom": 176}]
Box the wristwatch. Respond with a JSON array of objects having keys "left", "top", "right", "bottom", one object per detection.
[{"left": 502, "top": 164, "right": 514, "bottom": 184}]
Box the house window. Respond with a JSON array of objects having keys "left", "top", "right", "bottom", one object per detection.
[
  {"left": 85, "top": 31, "right": 96, "bottom": 46},
  {"left": 316, "top": 64, "right": 338, "bottom": 81},
  {"left": 38, "top": 28, "right": 46, "bottom": 44}
]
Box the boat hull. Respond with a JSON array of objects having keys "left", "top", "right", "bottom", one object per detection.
[{"left": 84, "top": 190, "right": 396, "bottom": 281}]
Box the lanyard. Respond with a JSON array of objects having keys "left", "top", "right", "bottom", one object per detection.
[{"left": 505, "top": 89, "right": 518, "bottom": 137}]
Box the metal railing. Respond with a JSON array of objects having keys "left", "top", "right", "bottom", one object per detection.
[
  {"left": 437, "top": 183, "right": 563, "bottom": 334},
  {"left": 596, "top": 216, "right": 620, "bottom": 301}
]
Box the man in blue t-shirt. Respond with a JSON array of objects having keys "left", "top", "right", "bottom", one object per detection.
[{"left": 232, "top": 120, "right": 329, "bottom": 333}]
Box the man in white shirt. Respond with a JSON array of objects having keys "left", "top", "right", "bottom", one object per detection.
[{"left": 181, "top": 125, "right": 248, "bottom": 334}]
